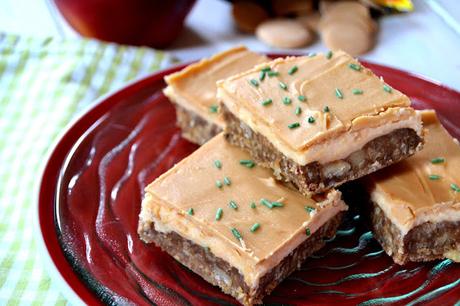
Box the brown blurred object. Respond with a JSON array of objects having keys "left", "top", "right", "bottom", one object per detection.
[
  {"left": 232, "top": 1, "right": 269, "bottom": 33},
  {"left": 256, "top": 19, "right": 314, "bottom": 48},
  {"left": 53, "top": 0, "right": 195, "bottom": 48},
  {"left": 296, "top": 12, "right": 321, "bottom": 33},
  {"left": 271, "top": 0, "right": 314, "bottom": 16},
  {"left": 319, "top": 1, "right": 377, "bottom": 56}
]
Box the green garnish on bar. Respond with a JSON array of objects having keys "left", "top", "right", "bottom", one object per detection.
[
  {"left": 250, "top": 223, "right": 260, "bottom": 233},
  {"left": 259, "top": 70, "right": 266, "bottom": 81},
  {"left": 326, "top": 50, "right": 333, "bottom": 59},
  {"left": 283, "top": 97, "right": 292, "bottom": 105},
  {"left": 307, "top": 116, "right": 315, "bottom": 124},
  {"left": 267, "top": 71, "right": 279, "bottom": 77},
  {"left": 250, "top": 79, "right": 259, "bottom": 87},
  {"left": 209, "top": 105, "right": 218, "bottom": 113},
  {"left": 224, "top": 176, "right": 231, "bottom": 186},
  {"left": 187, "top": 208, "right": 194, "bottom": 215},
  {"left": 240, "top": 159, "right": 256, "bottom": 168},
  {"left": 383, "top": 84, "right": 392, "bottom": 93},
  {"left": 261, "top": 67, "right": 271, "bottom": 72},
  {"left": 215, "top": 208, "right": 223, "bottom": 220},
  {"left": 288, "top": 122, "right": 300, "bottom": 129},
  {"left": 323, "top": 106, "right": 330, "bottom": 113},
  {"left": 451, "top": 183, "right": 460, "bottom": 192},
  {"left": 279, "top": 81, "right": 288, "bottom": 90},
  {"left": 349, "top": 63, "right": 362, "bottom": 71},
  {"left": 250, "top": 202, "right": 256, "bottom": 209},
  {"left": 260, "top": 198, "right": 273, "bottom": 209},
  {"left": 216, "top": 180, "right": 223, "bottom": 188},
  {"left": 288, "top": 65, "right": 298, "bottom": 75},
  {"left": 229, "top": 200, "right": 238, "bottom": 210},
  {"left": 431, "top": 157, "right": 445, "bottom": 164},
  {"left": 352, "top": 89, "right": 363, "bottom": 95},
  {"left": 271, "top": 202, "right": 284, "bottom": 207},
  {"left": 214, "top": 160, "right": 222, "bottom": 169},
  {"left": 261, "top": 98, "right": 273, "bottom": 106},
  {"left": 335, "top": 88, "right": 344, "bottom": 99},
  {"left": 298, "top": 95, "right": 307, "bottom": 102},
  {"left": 306, "top": 228, "right": 311, "bottom": 236},
  {"left": 428, "top": 175, "right": 441, "bottom": 180},
  {"left": 231, "top": 228, "right": 242, "bottom": 240},
  {"left": 295, "top": 106, "right": 302, "bottom": 116},
  {"left": 305, "top": 206, "right": 315, "bottom": 213}
]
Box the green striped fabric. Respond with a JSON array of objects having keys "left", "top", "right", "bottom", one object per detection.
[{"left": 0, "top": 33, "right": 173, "bottom": 305}]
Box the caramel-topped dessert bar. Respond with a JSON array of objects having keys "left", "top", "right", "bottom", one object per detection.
[
  {"left": 138, "top": 134, "right": 347, "bottom": 305},
  {"left": 365, "top": 110, "right": 460, "bottom": 265},
  {"left": 164, "top": 46, "right": 267, "bottom": 145},
  {"left": 217, "top": 50, "right": 423, "bottom": 195}
]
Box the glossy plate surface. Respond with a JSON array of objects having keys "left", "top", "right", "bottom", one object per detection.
[{"left": 38, "top": 56, "right": 460, "bottom": 305}]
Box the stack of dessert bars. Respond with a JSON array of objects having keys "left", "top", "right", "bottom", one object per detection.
[{"left": 139, "top": 47, "right": 460, "bottom": 305}]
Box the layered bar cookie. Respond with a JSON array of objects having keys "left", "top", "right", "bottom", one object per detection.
[
  {"left": 364, "top": 110, "right": 460, "bottom": 265},
  {"left": 163, "top": 46, "right": 267, "bottom": 145},
  {"left": 217, "top": 50, "right": 423, "bottom": 195},
  {"left": 138, "top": 134, "right": 347, "bottom": 305}
]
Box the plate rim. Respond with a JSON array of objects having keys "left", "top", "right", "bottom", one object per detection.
[{"left": 35, "top": 57, "right": 460, "bottom": 305}]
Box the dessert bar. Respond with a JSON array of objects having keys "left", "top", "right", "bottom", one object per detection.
[
  {"left": 164, "top": 46, "right": 267, "bottom": 145},
  {"left": 138, "top": 134, "right": 347, "bottom": 305},
  {"left": 218, "top": 50, "right": 423, "bottom": 195}
]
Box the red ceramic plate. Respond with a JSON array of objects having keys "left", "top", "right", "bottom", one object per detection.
[{"left": 37, "top": 55, "right": 460, "bottom": 306}]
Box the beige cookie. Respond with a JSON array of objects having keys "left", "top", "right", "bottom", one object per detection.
[
  {"left": 232, "top": 1, "right": 269, "bottom": 33},
  {"left": 256, "top": 19, "right": 314, "bottom": 48},
  {"left": 320, "top": 0, "right": 369, "bottom": 18},
  {"left": 271, "top": 0, "right": 314, "bottom": 16},
  {"left": 320, "top": 13, "right": 377, "bottom": 34},
  {"left": 322, "top": 22, "right": 374, "bottom": 56},
  {"left": 297, "top": 12, "right": 321, "bottom": 33}
]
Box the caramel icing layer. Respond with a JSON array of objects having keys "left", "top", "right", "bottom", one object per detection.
[
  {"left": 164, "top": 46, "right": 267, "bottom": 127},
  {"left": 217, "top": 50, "right": 422, "bottom": 165},
  {"left": 139, "top": 134, "right": 347, "bottom": 288},
  {"left": 368, "top": 110, "right": 460, "bottom": 234}
]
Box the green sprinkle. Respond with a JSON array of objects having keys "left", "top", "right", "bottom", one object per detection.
[
  {"left": 279, "top": 81, "right": 288, "bottom": 90},
  {"left": 250, "top": 79, "right": 259, "bottom": 87},
  {"left": 298, "top": 95, "right": 307, "bottom": 102},
  {"left": 335, "top": 88, "right": 344, "bottom": 99},
  {"left": 261, "top": 98, "right": 273, "bottom": 106},
  {"left": 240, "top": 159, "right": 256, "bottom": 168},
  {"left": 187, "top": 208, "right": 194, "bottom": 215},
  {"left": 307, "top": 116, "right": 315, "bottom": 124},
  {"left": 215, "top": 208, "right": 223, "bottom": 220},
  {"left": 306, "top": 228, "right": 311, "bottom": 236},
  {"left": 349, "top": 63, "right": 362, "bottom": 71},
  {"left": 260, "top": 198, "right": 274, "bottom": 209},
  {"left": 209, "top": 105, "right": 219, "bottom": 113},
  {"left": 305, "top": 206, "right": 316, "bottom": 213},
  {"left": 229, "top": 200, "right": 238, "bottom": 210},
  {"left": 214, "top": 160, "right": 222, "bottom": 169},
  {"left": 323, "top": 106, "right": 330, "bottom": 113},
  {"left": 288, "top": 122, "right": 300, "bottom": 129},
  {"left": 383, "top": 84, "right": 392, "bottom": 93},
  {"left": 288, "top": 66, "right": 298, "bottom": 75},
  {"left": 308, "top": 52, "right": 317, "bottom": 57},
  {"left": 250, "top": 202, "right": 256, "bottom": 209},
  {"left": 261, "top": 67, "right": 271, "bottom": 72},
  {"left": 326, "top": 50, "right": 333, "bottom": 59},
  {"left": 216, "top": 180, "right": 223, "bottom": 188},
  {"left": 451, "top": 183, "right": 460, "bottom": 192},
  {"left": 231, "top": 228, "right": 242, "bottom": 240},
  {"left": 352, "top": 89, "right": 364, "bottom": 95},
  {"left": 267, "top": 71, "right": 279, "bottom": 77},
  {"left": 224, "top": 176, "right": 231, "bottom": 186},
  {"left": 429, "top": 174, "right": 441, "bottom": 180},
  {"left": 431, "top": 157, "right": 445, "bottom": 164},
  {"left": 272, "top": 201, "right": 284, "bottom": 207},
  {"left": 283, "top": 97, "right": 292, "bottom": 105},
  {"left": 250, "top": 223, "right": 260, "bottom": 232},
  {"left": 295, "top": 106, "right": 302, "bottom": 116},
  {"left": 259, "top": 70, "right": 266, "bottom": 81}
]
